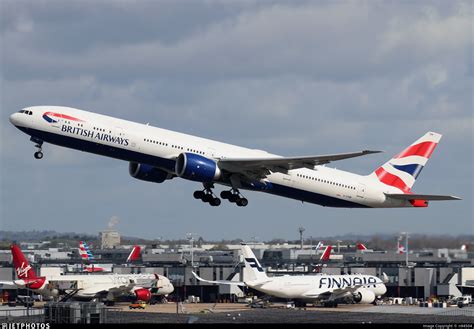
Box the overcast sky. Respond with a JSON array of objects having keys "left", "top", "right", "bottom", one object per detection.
[{"left": 0, "top": 0, "right": 472, "bottom": 241}]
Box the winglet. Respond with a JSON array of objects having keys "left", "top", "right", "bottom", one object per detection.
[{"left": 382, "top": 272, "right": 389, "bottom": 283}]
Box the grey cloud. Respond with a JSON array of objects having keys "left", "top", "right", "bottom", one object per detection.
[
  {"left": 3, "top": 2, "right": 470, "bottom": 83},
  {"left": 1, "top": 0, "right": 472, "bottom": 239}
]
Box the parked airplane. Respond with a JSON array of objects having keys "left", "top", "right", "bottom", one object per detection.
[
  {"left": 126, "top": 245, "right": 142, "bottom": 262},
  {"left": 10, "top": 106, "right": 461, "bottom": 207},
  {"left": 397, "top": 240, "right": 406, "bottom": 254},
  {"left": 78, "top": 242, "right": 141, "bottom": 272},
  {"left": 79, "top": 241, "right": 107, "bottom": 273},
  {"left": 193, "top": 244, "right": 387, "bottom": 307},
  {"left": 319, "top": 245, "right": 332, "bottom": 261},
  {"left": 356, "top": 243, "right": 368, "bottom": 251},
  {"left": 0, "top": 244, "right": 174, "bottom": 304}
]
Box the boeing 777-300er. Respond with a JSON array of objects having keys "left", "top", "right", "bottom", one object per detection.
[
  {"left": 193, "top": 244, "right": 387, "bottom": 307},
  {"left": 0, "top": 245, "right": 174, "bottom": 304},
  {"left": 9, "top": 106, "right": 461, "bottom": 207}
]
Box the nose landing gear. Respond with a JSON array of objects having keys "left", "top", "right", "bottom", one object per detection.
[
  {"left": 220, "top": 189, "right": 248, "bottom": 207},
  {"left": 31, "top": 137, "right": 44, "bottom": 159}
]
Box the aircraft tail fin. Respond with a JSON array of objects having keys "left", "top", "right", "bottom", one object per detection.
[
  {"left": 11, "top": 244, "right": 37, "bottom": 279},
  {"left": 126, "top": 245, "right": 142, "bottom": 262},
  {"left": 319, "top": 245, "right": 332, "bottom": 261},
  {"left": 356, "top": 243, "right": 368, "bottom": 251},
  {"left": 241, "top": 244, "right": 268, "bottom": 282},
  {"left": 397, "top": 241, "right": 405, "bottom": 254},
  {"left": 368, "top": 132, "right": 442, "bottom": 193},
  {"left": 79, "top": 241, "right": 94, "bottom": 261}
]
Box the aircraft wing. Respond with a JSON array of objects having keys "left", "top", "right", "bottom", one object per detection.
[
  {"left": 0, "top": 281, "right": 16, "bottom": 287},
  {"left": 192, "top": 271, "right": 246, "bottom": 286},
  {"left": 218, "top": 150, "right": 381, "bottom": 178},
  {"left": 384, "top": 193, "right": 461, "bottom": 201}
]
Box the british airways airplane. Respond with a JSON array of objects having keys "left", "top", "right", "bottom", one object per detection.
[{"left": 9, "top": 106, "right": 460, "bottom": 208}]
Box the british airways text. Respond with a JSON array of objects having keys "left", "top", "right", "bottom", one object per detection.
[{"left": 61, "top": 125, "right": 129, "bottom": 146}]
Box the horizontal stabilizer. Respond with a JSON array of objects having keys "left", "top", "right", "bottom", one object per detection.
[{"left": 384, "top": 193, "right": 461, "bottom": 201}]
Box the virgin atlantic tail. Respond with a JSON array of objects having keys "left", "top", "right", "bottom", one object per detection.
[{"left": 11, "top": 244, "right": 37, "bottom": 279}]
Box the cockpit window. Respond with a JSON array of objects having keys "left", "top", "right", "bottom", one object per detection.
[{"left": 18, "top": 110, "right": 25, "bottom": 113}]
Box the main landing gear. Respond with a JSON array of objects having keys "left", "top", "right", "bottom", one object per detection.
[
  {"left": 31, "top": 137, "right": 44, "bottom": 159},
  {"left": 193, "top": 185, "right": 249, "bottom": 207},
  {"left": 193, "top": 184, "right": 221, "bottom": 207},
  {"left": 220, "top": 189, "right": 248, "bottom": 207}
]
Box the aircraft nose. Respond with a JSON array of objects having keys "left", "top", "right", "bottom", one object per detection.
[{"left": 9, "top": 113, "right": 20, "bottom": 126}]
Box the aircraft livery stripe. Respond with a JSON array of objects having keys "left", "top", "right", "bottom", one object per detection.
[
  {"left": 375, "top": 167, "right": 410, "bottom": 193},
  {"left": 394, "top": 141, "right": 437, "bottom": 159}
]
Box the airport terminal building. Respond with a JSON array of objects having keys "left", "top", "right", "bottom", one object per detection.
[{"left": 0, "top": 242, "right": 472, "bottom": 303}]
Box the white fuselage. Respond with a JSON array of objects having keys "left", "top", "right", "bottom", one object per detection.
[
  {"left": 9, "top": 106, "right": 413, "bottom": 208},
  {"left": 248, "top": 274, "right": 386, "bottom": 300},
  {"left": 27, "top": 273, "right": 173, "bottom": 299}
]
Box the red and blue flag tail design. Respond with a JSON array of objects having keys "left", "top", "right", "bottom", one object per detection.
[
  {"left": 42, "top": 111, "right": 84, "bottom": 123},
  {"left": 79, "top": 241, "right": 95, "bottom": 261},
  {"left": 369, "top": 132, "right": 442, "bottom": 193}
]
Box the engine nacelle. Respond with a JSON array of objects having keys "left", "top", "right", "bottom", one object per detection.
[
  {"left": 353, "top": 289, "right": 376, "bottom": 304},
  {"left": 175, "top": 153, "right": 221, "bottom": 183},
  {"left": 129, "top": 162, "right": 172, "bottom": 183},
  {"left": 134, "top": 288, "right": 151, "bottom": 302}
]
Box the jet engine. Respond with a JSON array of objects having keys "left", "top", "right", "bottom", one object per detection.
[
  {"left": 175, "top": 153, "right": 221, "bottom": 183},
  {"left": 352, "top": 289, "right": 376, "bottom": 304},
  {"left": 133, "top": 288, "right": 151, "bottom": 302},
  {"left": 129, "top": 162, "right": 173, "bottom": 183}
]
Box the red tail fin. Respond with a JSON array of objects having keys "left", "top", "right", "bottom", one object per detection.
[
  {"left": 320, "top": 246, "right": 332, "bottom": 261},
  {"left": 126, "top": 245, "right": 141, "bottom": 262},
  {"left": 11, "top": 244, "right": 37, "bottom": 279},
  {"left": 356, "top": 243, "right": 367, "bottom": 250}
]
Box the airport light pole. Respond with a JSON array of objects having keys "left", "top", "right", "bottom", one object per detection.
[
  {"left": 400, "top": 232, "right": 409, "bottom": 267},
  {"left": 186, "top": 233, "right": 196, "bottom": 268},
  {"left": 298, "top": 227, "right": 305, "bottom": 250}
]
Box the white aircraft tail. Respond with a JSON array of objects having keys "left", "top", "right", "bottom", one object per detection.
[{"left": 241, "top": 244, "right": 269, "bottom": 282}]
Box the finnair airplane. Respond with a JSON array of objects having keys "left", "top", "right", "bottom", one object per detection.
[
  {"left": 10, "top": 106, "right": 461, "bottom": 207},
  {"left": 193, "top": 244, "right": 387, "bottom": 307}
]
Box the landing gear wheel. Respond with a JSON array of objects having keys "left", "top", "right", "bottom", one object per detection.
[
  {"left": 237, "top": 198, "right": 248, "bottom": 207},
  {"left": 194, "top": 184, "right": 221, "bottom": 206},
  {"left": 193, "top": 191, "right": 205, "bottom": 199},
  {"left": 222, "top": 188, "right": 249, "bottom": 206},
  {"left": 229, "top": 194, "right": 239, "bottom": 203},
  {"left": 34, "top": 151, "right": 43, "bottom": 159},
  {"left": 210, "top": 198, "right": 221, "bottom": 206},
  {"left": 203, "top": 194, "right": 214, "bottom": 203}
]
